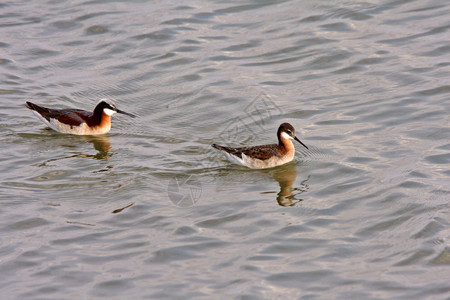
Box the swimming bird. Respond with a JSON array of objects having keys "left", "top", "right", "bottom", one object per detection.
[
  {"left": 212, "top": 122, "right": 308, "bottom": 169},
  {"left": 25, "top": 99, "right": 135, "bottom": 135}
]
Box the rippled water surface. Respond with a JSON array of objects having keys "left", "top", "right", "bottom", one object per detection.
[{"left": 0, "top": 0, "right": 449, "bottom": 299}]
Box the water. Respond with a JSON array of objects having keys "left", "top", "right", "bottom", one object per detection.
[{"left": 0, "top": 0, "right": 449, "bottom": 298}]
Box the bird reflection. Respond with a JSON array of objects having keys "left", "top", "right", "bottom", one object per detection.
[
  {"left": 82, "top": 135, "right": 112, "bottom": 160},
  {"left": 268, "top": 163, "right": 309, "bottom": 206},
  {"left": 112, "top": 202, "right": 134, "bottom": 213},
  {"left": 24, "top": 132, "right": 114, "bottom": 167}
]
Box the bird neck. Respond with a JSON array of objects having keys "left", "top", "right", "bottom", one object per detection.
[
  {"left": 99, "top": 112, "right": 111, "bottom": 128},
  {"left": 91, "top": 109, "right": 111, "bottom": 127},
  {"left": 93, "top": 106, "right": 103, "bottom": 121},
  {"left": 278, "top": 135, "right": 295, "bottom": 155}
]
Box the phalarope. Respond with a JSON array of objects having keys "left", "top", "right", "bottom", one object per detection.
[
  {"left": 212, "top": 122, "right": 308, "bottom": 169},
  {"left": 25, "top": 99, "right": 135, "bottom": 135}
]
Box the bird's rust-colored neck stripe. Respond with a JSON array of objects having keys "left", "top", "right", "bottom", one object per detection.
[{"left": 278, "top": 134, "right": 294, "bottom": 156}]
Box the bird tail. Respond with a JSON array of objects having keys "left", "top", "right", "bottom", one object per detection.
[
  {"left": 25, "top": 101, "right": 36, "bottom": 110},
  {"left": 212, "top": 144, "right": 227, "bottom": 151},
  {"left": 25, "top": 101, "right": 51, "bottom": 114}
]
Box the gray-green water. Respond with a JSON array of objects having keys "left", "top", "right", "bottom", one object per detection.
[{"left": 0, "top": 0, "right": 449, "bottom": 299}]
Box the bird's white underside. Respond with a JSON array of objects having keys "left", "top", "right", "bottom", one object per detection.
[{"left": 221, "top": 150, "right": 294, "bottom": 169}]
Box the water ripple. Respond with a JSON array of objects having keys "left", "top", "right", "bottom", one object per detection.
[{"left": 0, "top": 0, "right": 449, "bottom": 299}]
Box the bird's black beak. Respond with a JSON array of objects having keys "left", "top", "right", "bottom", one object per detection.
[
  {"left": 294, "top": 136, "right": 309, "bottom": 150},
  {"left": 116, "top": 109, "right": 136, "bottom": 118}
]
